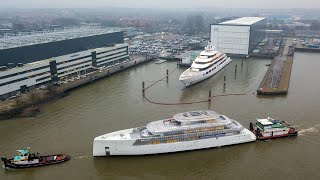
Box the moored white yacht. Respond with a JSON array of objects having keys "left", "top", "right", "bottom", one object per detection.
[
  {"left": 179, "top": 43, "right": 231, "bottom": 86},
  {"left": 93, "top": 110, "right": 256, "bottom": 156}
]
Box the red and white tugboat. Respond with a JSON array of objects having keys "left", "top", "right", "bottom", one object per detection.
[
  {"left": 1, "top": 148, "right": 70, "bottom": 169},
  {"left": 249, "top": 117, "right": 298, "bottom": 140}
]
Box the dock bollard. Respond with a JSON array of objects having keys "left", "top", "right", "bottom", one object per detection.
[
  {"left": 142, "top": 81, "right": 145, "bottom": 96},
  {"left": 166, "top": 69, "right": 169, "bottom": 80},
  {"left": 235, "top": 64, "right": 238, "bottom": 74},
  {"left": 223, "top": 76, "right": 226, "bottom": 92},
  {"left": 208, "top": 90, "right": 212, "bottom": 102}
]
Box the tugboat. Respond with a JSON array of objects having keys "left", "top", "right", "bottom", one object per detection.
[
  {"left": 1, "top": 148, "right": 70, "bottom": 169},
  {"left": 249, "top": 117, "right": 298, "bottom": 140}
]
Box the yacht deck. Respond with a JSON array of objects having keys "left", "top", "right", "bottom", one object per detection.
[
  {"left": 146, "top": 111, "right": 233, "bottom": 135},
  {"left": 180, "top": 68, "right": 201, "bottom": 78},
  {"left": 174, "top": 110, "right": 221, "bottom": 122}
]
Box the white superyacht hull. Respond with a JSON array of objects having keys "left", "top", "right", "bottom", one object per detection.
[
  {"left": 93, "top": 128, "right": 256, "bottom": 156},
  {"left": 180, "top": 57, "right": 231, "bottom": 87}
]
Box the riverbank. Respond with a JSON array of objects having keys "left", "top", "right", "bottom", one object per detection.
[{"left": 0, "top": 56, "right": 153, "bottom": 120}]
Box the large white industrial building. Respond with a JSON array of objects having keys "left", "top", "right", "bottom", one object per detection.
[
  {"left": 95, "top": 44, "right": 129, "bottom": 67},
  {"left": 0, "top": 60, "right": 51, "bottom": 96},
  {"left": 0, "top": 43, "right": 129, "bottom": 99},
  {"left": 210, "top": 17, "right": 266, "bottom": 57},
  {"left": 56, "top": 50, "right": 93, "bottom": 79}
]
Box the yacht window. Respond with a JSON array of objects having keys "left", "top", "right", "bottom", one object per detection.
[
  {"left": 141, "top": 129, "right": 151, "bottom": 136},
  {"left": 219, "top": 60, "right": 226, "bottom": 65},
  {"left": 190, "top": 112, "right": 201, "bottom": 116},
  {"left": 196, "top": 61, "right": 207, "bottom": 64},
  {"left": 206, "top": 72, "right": 208, "bottom": 74},
  {"left": 209, "top": 70, "right": 211, "bottom": 73},
  {"left": 199, "top": 64, "right": 214, "bottom": 71}
]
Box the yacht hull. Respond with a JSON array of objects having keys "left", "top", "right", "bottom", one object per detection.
[
  {"left": 180, "top": 57, "right": 232, "bottom": 87},
  {"left": 93, "top": 128, "right": 255, "bottom": 156}
]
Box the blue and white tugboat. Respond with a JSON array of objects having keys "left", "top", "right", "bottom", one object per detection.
[{"left": 1, "top": 148, "right": 70, "bottom": 169}]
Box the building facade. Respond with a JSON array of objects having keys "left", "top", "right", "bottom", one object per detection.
[
  {"left": 210, "top": 17, "right": 266, "bottom": 57},
  {"left": 94, "top": 44, "right": 129, "bottom": 67},
  {"left": 55, "top": 50, "right": 93, "bottom": 79},
  {"left": 0, "top": 44, "right": 129, "bottom": 99},
  {"left": 0, "top": 60, "right": 51, "bottom": 98},
  {"left": 0, "top": 27, "right": 124, "bottom": 66}
]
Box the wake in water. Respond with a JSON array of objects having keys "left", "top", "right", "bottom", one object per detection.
[
  {"left": 74, "top": 155, "right": 92, "bottom": 159},
  {"left": 298, "top": 127, "right": 319, "bottom": 136}
]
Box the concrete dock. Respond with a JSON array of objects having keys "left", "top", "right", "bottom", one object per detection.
[
  {"left": 295, "top": 38, "right": 320, "bottom": 52},
  {"left": 257, "top": 38, "right": 294, "bottom": 95}
]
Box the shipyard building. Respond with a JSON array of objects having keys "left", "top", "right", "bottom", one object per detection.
[
  {"left": 0, "top": 27, "right": 124, "bottom": 66},
  {"left": 210, "top": 17, "right": 266, "bottom": 57},
  {"left": 0, "top": 27, "right": 129, "bottom": 99}
]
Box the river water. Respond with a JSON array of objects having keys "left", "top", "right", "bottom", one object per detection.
[{"left": 1, "top": 52, "right": 320, "bottom": 179}]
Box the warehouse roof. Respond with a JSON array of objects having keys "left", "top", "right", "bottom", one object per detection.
[
  {"left": 219, "top": 17, "right": 265, "bottom": 26},
  {"left": 0, "top": 26, "right": 122, "bottom": 50}
]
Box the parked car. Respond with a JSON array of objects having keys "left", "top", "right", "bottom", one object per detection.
[
  {"left": 53, "top": 81, "right": 61, "bottom": 86},
  {"left": 39, "top": 85, "right": 47, "bottom": 90}
]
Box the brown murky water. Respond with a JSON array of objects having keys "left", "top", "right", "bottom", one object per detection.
[{"left": 1, "top": 52, "right": 320, "bottom": 179}]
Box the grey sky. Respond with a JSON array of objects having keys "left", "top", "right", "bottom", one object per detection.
[{"left": 0, "top": 0, "right": 319, "bottom": 9}]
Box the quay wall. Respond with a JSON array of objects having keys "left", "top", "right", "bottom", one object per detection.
[
  {"left": 0, "top": 56, "right": 153, "bottom": 120},
  {"left": 63, "top": 56, "right": 153, "bottom": 91},
  {"left": 249, "top": 54, "right": 275, "bottom": 58},
  {"left": 257, "top": 38, "right": 294, "bottom": 95},
  {"left": 295, "top": 47, "right": 320, "bottom": 53}
]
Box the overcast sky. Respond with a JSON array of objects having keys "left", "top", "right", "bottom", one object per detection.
[{"left": 0, "top": 0, "right": 319, "bottom": 9}]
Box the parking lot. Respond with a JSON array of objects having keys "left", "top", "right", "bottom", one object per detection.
[
  {"left": 251, "top": 37, "right": 284, "bottom": 57},
  {"left": 128, "top": 32, "right": 208, "bottom": 57}
]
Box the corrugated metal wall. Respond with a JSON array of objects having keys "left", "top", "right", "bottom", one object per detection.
[{"left": 210, "top": 25, "right": 250, "bottom": 55}]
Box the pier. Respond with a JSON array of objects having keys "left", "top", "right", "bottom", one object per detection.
[
  {"left": 61, "top": 55, "right": 154, "bottom": 91},
  {"left": 257, "top": 38, "right": 294, "bottom": 95}
]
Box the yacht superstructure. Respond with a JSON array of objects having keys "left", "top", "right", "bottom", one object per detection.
[
  {"left": 179, "top": 43, "right": 231, "bottom": 86},
  {"left": 93, "top": 110, "right": 256, "bottom": 156}
]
